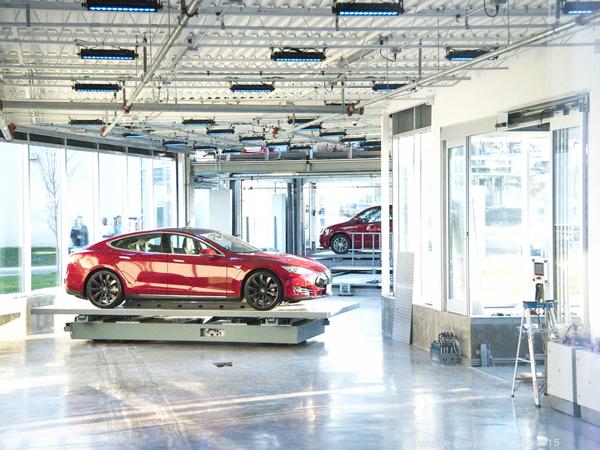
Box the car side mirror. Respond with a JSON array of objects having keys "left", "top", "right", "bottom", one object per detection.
[{"left": 200, "top": 248, "right": 218, "bottom": 255}]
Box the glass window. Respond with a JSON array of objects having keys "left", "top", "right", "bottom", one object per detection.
[
  {"left": 66, "top": 150, "right": 95, "bottom": 253},
  {"left": 302, "top": 177, "right": 385, "bottom": 253},
  {"left": 99, "top": 153, "right": 126, "bottom": 239},
  {"left": 468, "top": 133, "right": 552, "bottom": 315},
  {"left": 554, "top": 126, "right": 584, "bottom": 321},
  {"left": 395, "top": 131, "right": 435, "bottom": 306},
  {"left": 447, "top": 145, "right": 468, "bottom": 312},
  {"left": 112, "top": 234, "right": 164, "bottom": 253},
  {"left": 0, "top": 143, "right": 25, "bottom": 294},
  {"left": 153, "top": 159, "right": 177, "bottom": 228},
  {"left": 29, "top": 145, "right": 62, "bottom": 290},
  {"left": 367, "top": 208, "right": 381, "bottom": 223},
  {"left": 241, "top": 179, "right": 287, "bottom": 252}
]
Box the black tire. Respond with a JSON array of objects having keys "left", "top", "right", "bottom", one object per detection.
[
  {"left": 243, "top": 270, "right": 283, "bottom": 311},
  {"left": 86, "top": 270, "right": 125, "bottom": 309},
  {"left": 330, "top": 233, "right": 351, "bottom": 254}
]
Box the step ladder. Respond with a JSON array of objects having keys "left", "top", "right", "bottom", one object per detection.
[{"left": 510, "top": 300, "right": 558, "bottom": 406}]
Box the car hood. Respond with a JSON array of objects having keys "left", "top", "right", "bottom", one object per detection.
[{"left": 242, "top": 251, "right": 327, "bottom": 272}]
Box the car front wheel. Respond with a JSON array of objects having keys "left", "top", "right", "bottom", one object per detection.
[
  {"left": 86, "top": 270, "right": 125, "bottom": 309},
  {"left": 243, "top": 271, "right": 283, "bottom": 311},
  {"left": 330, "top": 233, "right": 351, "bottom": 254}
]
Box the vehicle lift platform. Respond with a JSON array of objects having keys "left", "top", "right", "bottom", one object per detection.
[{"left": 31, "top": 300, "right": 359, "bottom": 345}]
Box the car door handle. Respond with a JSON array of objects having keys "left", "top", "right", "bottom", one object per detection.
[
  {"left": 119, "top": 255, "right": 131, "bottom": 260},
  {"left": 172, "top": 259, "right": 185, "bottom": 263}
]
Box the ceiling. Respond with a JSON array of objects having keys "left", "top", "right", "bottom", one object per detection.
[{"left": 0, "top": 0, "right": 587, "bottom": 150}]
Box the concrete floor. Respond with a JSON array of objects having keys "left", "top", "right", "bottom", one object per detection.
[{"left": 1, "top": 294, "right": 599, "bottom": 450}]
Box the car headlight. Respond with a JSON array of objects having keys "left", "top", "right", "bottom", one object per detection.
[{"left": 282, "top": 266, "right": 315, "bottom": 276}]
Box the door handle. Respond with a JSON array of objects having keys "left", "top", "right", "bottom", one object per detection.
[
  {"left": 172, "top": 259, "right": 185, "bottom": 263},
  {"left": 119, "top": 255, "right": 131, "bottom": 260}
]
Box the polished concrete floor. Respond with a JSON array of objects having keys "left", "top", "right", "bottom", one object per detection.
[{"left": 1, "top": 294, "right": 599, "bottom": 450}]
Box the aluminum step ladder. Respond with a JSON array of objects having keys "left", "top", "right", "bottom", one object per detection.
[{"left": 510, "top": 300, "right": 558, "bottom": 406}]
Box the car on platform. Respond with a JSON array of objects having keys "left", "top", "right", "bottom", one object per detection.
[
  {"left": 65, "top": 228, "right": 331, "bottom": 311},
  {"left": 319, "top": 205, "right": 392, "bottom": 254}
]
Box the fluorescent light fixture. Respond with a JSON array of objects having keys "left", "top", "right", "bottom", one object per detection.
[
  {"left": 207, "top": 128, "right": 235, "bottom": 135},
  {"left": 271, "top": 49, "right": 326, "bottom": 62},
  {"left": 122, "top": 132, "right": 147, "bottom": 138},
  {"left": 372, "top": 83, "right": 407, "bottom": 93},
  {"left": 333, "top": 1, "right": 404, "bottom": 16},
  {"left": 287, "top": 116, "right": 318, "bottom": 124},
  {"left": 445, "top": 48, "right": 497, "bottom": 62},
  {"left": 80, "top": 48, "right": 137, "bottom": 60},
  {"left": 231, "top": 83, "right": 275, "bottom": 93},
  {"left": 163, "top": 140, "right": 187, "bottom": 147},
  {"left": 341, "top": 136, "right": 367, "bottom": 143},
  {"left": 239, "top": 135, "right": 265, "bottom": 143},
  {"left": 84, "top": 0, "right": 162, "bottom": 12},
  {"left": 182, "top": 118, "right": 215, "bottom": 126},
  {"left": 361, "top": 140, "right": 382, "bottom": 149},
  {"left": 562, "top": 1, "right": 600, "bottom": 13},
  {"left": 73, "top": 82, "right": 121, "bottom": 93},
  {"left": 69, "top": 118, "right": 105, "bottom": 126},
  {"left": 290, "top": 144, "right": 312, "bottom": 151},
  {"left": 193, "top": 145, "right": 217, "bottom": 152},
  {"left": 267, "top": 141, "right": 291, "bottom": 147},
  {"left": 320, "top": 130, "right": 346, "bottom": 138}
]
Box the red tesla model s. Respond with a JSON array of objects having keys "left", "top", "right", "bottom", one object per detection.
[{"left": 65, "top": 228, "right": 331, "bottom": 311}]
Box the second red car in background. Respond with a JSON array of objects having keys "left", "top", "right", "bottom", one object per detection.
[{"left": 319, "top": 205, "right": 392, "bottom": 254}]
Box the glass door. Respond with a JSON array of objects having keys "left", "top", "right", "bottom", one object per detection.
[
  {"left": 551, "top": 113, "right": 586, "bottom": 323},
  {"left": 447, "top": 140, "right": 468, "bottom": 314}
]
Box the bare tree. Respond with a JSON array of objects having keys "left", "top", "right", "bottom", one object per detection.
[{"left": 31, "top": 149, "right": 60, "bottom": 274}]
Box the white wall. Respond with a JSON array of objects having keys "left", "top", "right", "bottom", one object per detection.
[{"left": 387, "top": 28, "right": 600, "bottom": 338}]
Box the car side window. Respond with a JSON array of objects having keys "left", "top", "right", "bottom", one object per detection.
[
  {"left": 112, "top": 234, "right": 164, "bottom": 253},
  {"left": 169, "top": 234, "right": 216, "bottom": 255},
  {"left": 358, "top": 208, "right": 380, "bottom": 223},
  {"left": 357, "top": 209, "right": 374, "bottom": 223},
  {"left": 367, "top": 209, "right": 381, "bottom": 223}
]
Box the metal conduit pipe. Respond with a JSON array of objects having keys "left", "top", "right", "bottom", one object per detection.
[
  {"left": 101, "top": 0, "right": 202, "bottom": 137},
  {"left": 0, "top": 101, "right": 347, "bottom": 115},
  {"left": 289, "top": 10, "right": 600, "bottom": 135}
]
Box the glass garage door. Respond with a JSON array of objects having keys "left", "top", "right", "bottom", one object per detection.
[{"left": 553, "top": 124, "right": 586, "bottom": 323}]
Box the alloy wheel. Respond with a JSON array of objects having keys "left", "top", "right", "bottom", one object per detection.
[
  {"left": 87, "top": 271, "right": 123, "bottom": 308},
  {"left": 331, "top": 234, "right": 350, "bottom": 254},
  {"left": 244, "top": 272, "right": 282, "bottom": 310}
]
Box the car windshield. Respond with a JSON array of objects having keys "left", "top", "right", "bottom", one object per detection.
[{"left": 200, "top": 231, "right": 260, "bottom": 253}]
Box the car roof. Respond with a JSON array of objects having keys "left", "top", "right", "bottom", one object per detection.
[{"left": 105, "top": 228, "right": 217, "bottom": 240}]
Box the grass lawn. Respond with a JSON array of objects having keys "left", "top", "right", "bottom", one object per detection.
[
  {"left": 0, "top": 273, "right": 60, "bottom": 294},
  {"left": 1, "top": 247, "right": 57, "bottom": 267}
]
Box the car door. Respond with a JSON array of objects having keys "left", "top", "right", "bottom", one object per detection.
[
  {"left": 166, "top": 233, "right": 230, "bottom": 298},
  {"left": 112, "top": 233, "right": 170, "bottom": 296}
]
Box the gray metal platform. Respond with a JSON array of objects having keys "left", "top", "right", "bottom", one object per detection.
[{"left": 31, "top": 301, "right": 359, "bottom": 345}]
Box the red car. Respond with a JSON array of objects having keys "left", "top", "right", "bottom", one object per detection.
[
  {"left": 65, "top": 228, "right": 331, "bottom": 311},
  {"left": 319, "top": 206, "right": 392, "bottom": 254}
]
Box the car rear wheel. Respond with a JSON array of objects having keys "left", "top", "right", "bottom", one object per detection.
[
  {"left": 331, "top": 233, "right": 351, "bottom": 254},
  {"left": 86, "top": 270, "right": 124, "bottom": 309},
  {"left": 243, "top": 270, "right": 283, "bottom": 311}
]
